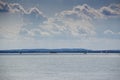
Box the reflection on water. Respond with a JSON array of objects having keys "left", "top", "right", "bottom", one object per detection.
[{"left": 0, "top": 54, "right": 120, "bottom": 80}]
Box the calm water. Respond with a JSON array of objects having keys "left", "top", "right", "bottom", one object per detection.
[{"left": 0, "top": 54, "right": 120, "bottom": 80}]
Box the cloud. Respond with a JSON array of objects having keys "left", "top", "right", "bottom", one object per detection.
[
  {"left": 57, "top": 3, "right": 120, "bottom": 20},
  {"left": 0, "top": 1, "right": 47, "bottom": 39},
  {"left": 0, "top": 0, "right": 120, "bottom": 39},
  {"left": 22, "top": 7, "right": 47, "bottom": 24},
  {"left": 103, "top": 29, "right": 120, "bottom": 39},
  {"left": 100, "top": 4, "right": 120, "bottom": 17},
  {"left": 0, "top": 0, "right": 10, "bottom": 12},
  {"left": 0, "top": 1, "right": 47, "bottom": 16},
  {"left": 41, "top": 4, "right": 119, "bottom": 38},
  {"left": 43, "top": 3, "right": 119, "bottom": 38},
  {"left": 0, "top": 1, "right": 26, "bottom": 13},
  {"left": 9, "top": 3, "right": 26, "bottom": 13},
  {"left": 18, "top": 4, "right": 97, "bottom": 38},
  {"left": 20, "top": 7, "right": 47, "bottom": 38},
  {"left": 51, "top": 4, "right": 97, "bottom": 38},
  {"left": 104, "top": 29, "right": 115, "bottom": 35},
  {"left": 0, "top": 1, "right": 120, "bottom": 49},
  {"left": 56, "top": 4, "right": 104, "bottom": 21},
  {"left": 38, "top": 18, "right": 95, "bottom": 39},
  {"left": 104, "top": 29, "right": 120, "bottom": 35}
]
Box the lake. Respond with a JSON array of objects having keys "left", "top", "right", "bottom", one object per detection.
[{"left": 0, "top": 54, "right": 120, "bottom": 80}]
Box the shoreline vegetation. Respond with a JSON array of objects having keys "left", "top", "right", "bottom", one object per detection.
[{"left": 0, "top": 49, "right": 120, "bottom": 54}]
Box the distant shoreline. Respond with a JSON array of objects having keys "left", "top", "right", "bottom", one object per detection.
[{"left": 0, "top": 49, "right": 120, "bottom": 54}]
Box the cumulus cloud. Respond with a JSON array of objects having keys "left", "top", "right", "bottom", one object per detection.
[
  {"left": 0, "top": 1, "right": 25, "bottom": 13},
  {"left": 38, "top": 17, "right": 95, "bottom": 38},
  {"left": 42, "top": 3, "right": 119, "bottom": 38},
  {"left": 29, "top": 4, "right": 98, "bottom": 38},
  {"left": 41, "top": 3, "right": 119, "bottom": 38},
  {"left": 0, "top": 1, "right": 26, "bottom": 14},
  {"left": 57, "top": 4, "right": 98, "bottom": 20},
  {"left": 52, "top": 4, "right": 97, "bottom": 38},
  {"left": 0, "top": 1, "right": 47, "bottom": 39},
  {"left": 22, "top": 7, "right": 47, "bottom": 24},
  {"left": 0, "top": 0, "right": 120, "bottom": 39},
  {"left": 0, "top": 0, "right": 10, "bottom": 12},
  {"left": 18, "top": 4, "right": 97, "bottom": 38},
  {"left": 0, "top": 0, "right": 47, "bottom": 16},
  {"left": 9, "top": 3, "right": 26, "bottom": 13},
  {"left": 57, "top": 3, "right": 120, "bottom": 20},
  {"left": 100, "top": 4, "right": 120, "bottom": 17},
  {"left": 20, "top": 7, "right": 47, "bottom": 38}
]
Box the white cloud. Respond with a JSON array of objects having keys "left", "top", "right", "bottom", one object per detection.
[
  {"left": 39, "top": 17, "right": 95, "bottom": 38},
  {"left": 0, "top": 1, "right": 47, "bottom": 38},
  {"left": 56, "top": 4, "right": 104, "bottom": 21},
  {"left": 5, "top": 3, "right": 120, "bottom": 38},
  {"left": 0, "top": 1, "right": 26, "bottom": 14},
  {"left": 0, "top": 1, "right": 120, "bottom": 50},
  {"left": 0, "top": 1, "right": 47, "bottom": 21},
  {"left": 0, "top": 0, "right": 120, "bottom": 39},
  {"left": 100, "top": 4, "right": 120, "bottom": 17},
  {"left": 104, "top": 29, "right": 115, "bottom": 35},
  {"left": 0, "top": 1, "right": 41, "bottom": 15},
  {"left": 9, "top": 3, "right": 26, "bottom": 13},
  {"left": 57, "top": 3, "right": 120, "bottom": 20},
  {"left": 104, "top": 29, "right": 120, "bottom": 36},
  {"left": 73, "top": 4, "right": 104, "bottom": 19},
  {"left": 52, "top": 4, "right": 97, "bottom": 38},
  {"left": 27, "top": 7, "right": 43, "bottom": 15}
]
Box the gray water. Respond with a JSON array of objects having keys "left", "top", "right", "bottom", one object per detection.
[{"left": 0, "top": 54, "right": 120, "bottom": 80}]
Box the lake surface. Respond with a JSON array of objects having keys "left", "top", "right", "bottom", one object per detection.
[{"left": 0, "top": 54, "right": 120, "bottom": 80}]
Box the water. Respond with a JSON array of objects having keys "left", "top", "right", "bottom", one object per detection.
[{"left": 0, "top": 54, "right": 120, "bottom": 80}]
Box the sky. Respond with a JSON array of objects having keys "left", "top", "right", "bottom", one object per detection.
[{"left": 0, "top": 0, "right": 120, "bottom": 50}]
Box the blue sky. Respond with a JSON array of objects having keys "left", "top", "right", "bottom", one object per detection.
[{"left": 0, "top": 0, "right": 120, "bottom": 50}]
